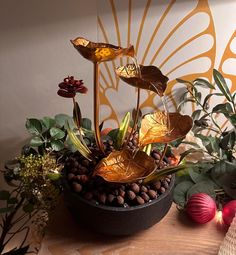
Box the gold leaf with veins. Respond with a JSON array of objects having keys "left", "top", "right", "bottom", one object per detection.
[
  {"left": 139, "top": 111, "right": 193, "bottom": 146},
  {"left": 116, "top": 64, "right": 168, "bottom": 96},
  {"left": 94, "top": 149, "right": 156, "bottom": 183}
]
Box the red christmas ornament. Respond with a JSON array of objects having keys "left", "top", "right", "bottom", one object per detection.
[
  {"left": 186, "top": 193, "right": 216, "bottom": 224},
  {"left": 222, "top": 200, "right": 236, "bottom": 226}
]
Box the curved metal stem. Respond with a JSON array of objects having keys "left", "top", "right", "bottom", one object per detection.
[{"left": 93, "top": 62, "right": 104, "bottom": 154}]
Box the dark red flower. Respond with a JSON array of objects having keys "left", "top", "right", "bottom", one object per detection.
[{"left": 57, "top": 76, "right": 88, "bottom": 98}]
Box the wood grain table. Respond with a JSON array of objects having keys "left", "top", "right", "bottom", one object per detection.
[{"left": 39, "top": 200, "right": 227, "bottom": 255}]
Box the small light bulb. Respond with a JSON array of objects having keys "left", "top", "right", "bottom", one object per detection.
[{"left": 215, "top": 210, "right": 223, "bottom": 224}]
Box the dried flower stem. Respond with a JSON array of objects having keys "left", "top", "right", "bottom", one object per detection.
[{"left": 94, "top": 63, "right": 104, "bottom": 154}]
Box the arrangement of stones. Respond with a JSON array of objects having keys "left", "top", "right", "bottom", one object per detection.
[{"left": 64, "top": 137, "right": 172, "bottom": 207}]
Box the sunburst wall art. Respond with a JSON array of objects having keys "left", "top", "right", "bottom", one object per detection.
[{"left": 97, "top": 0, "right": 236, "bottom": 130}]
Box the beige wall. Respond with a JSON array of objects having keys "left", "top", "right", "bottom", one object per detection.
[
  {"left": 0, "top": 0, "right": 97, "bottom": 167},
  {"left": 1, "top": 0, "right": 236, "bottom": 169}
]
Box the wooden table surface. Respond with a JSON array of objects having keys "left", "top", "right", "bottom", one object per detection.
[{"left": 39, "top": 200, "right": 227, "bottom": 255}]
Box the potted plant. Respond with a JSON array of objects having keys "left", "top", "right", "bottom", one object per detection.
[{"left": 0, "top": 36, "right": 194, "bottom": 254}]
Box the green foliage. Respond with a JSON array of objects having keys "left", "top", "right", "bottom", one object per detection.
[
  {"left": 175, "top": 69, "right": 236, "bottom": 207},
  {"left": 116, "top": 112, "right": 131, "bottom": 149},
  {"left": 26, "top": 116, "right": 68, "bottom": 153}
]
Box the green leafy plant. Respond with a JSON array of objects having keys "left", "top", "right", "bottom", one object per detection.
[{"left": 174, "top": 69, "right": 236, "bottom": 208}]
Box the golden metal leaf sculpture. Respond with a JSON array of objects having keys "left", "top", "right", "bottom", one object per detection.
[
  {"left": 71, "top": 37, "right": 135, "bottom": 63},
  {"left": 94, "top": 149, "right": 156, "bottom": 183},
  {"left": 116, "top": 64, "right": 169, "bottom": 96},
  {"left": 139, "top": 111, "right": 193, "bottom": 146}
]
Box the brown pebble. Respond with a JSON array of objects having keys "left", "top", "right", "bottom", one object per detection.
[
  {"left": 107, "top": 194, "right": 115, "bottom": 203},
  {"left": 119, "top": 185, "right": 125, "bottom": 191},
  {"left": 165, "top": 177, "right": 171, "bottom": 183},
  {"left": 117, "top": 195, "right": 124, "bottom": 205},
  {"left": 119, "top": 189, "right": 125, "bottom": 197},
  {"left": 81, "top": 159, "right": 90, "bottom": 167},
  {"left": 162, "top": 180, "right": 169, "bottom": 189},
  {"left": 127, "top": 190, "right": 136, "bottom": 200},
  {"left": 70, "top": 167, "right": 77, "bottom": 173},
  {"left": 167, "top": 174, "right": 172, "bottom": 179},
  {"left": 160, "top": 187, "right": 166, "bottom": 194},
  {"left": 148, "top": 190, "right": 157, "bottom": 199},
  {"left": 131, "top": 183, "right": 140, "bottom": 193},
  {"left": 77, "top": 175, "right": 89, "bottom": 183},
  {"left": 84, "top": 192, "right": 93, "bottom": 200},
  {"left": 140, "top": 185, "right": 148, "bottom": 193},
  {"left": 152, "top": 180, "right": 161, "bottom": 190},
  {"left": 136, "top": 196, "right": 145, "bottom": 205},
  {"left": 141, "top": 192, "right": 150, "bottom": 202},
  {"left": 72, "top": 182, "right": 82, "bottom": 193},
  {"left": 67, "top": 173, "right": 75, "bottom": 180},
  {"left": 73, "top": 161, "right": 79, "bottom": 167},
  {"left": 98, "top": 193, "right": 106, "bottom": 204},
  {"left": 78, "top": 166, "right": 88, "bottom": 174}
]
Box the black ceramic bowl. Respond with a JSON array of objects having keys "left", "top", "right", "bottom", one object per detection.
[{"left": 63, "top": 175, "right": 175, "bottom": 236}]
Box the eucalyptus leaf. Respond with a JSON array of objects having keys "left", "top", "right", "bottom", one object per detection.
[
  {"left": 50, "top": 127, "right": 65, "bottom": 140},
  {"left": 30, "top": 137, "right": 44, "bottom": 147},
  {"left": 55, "top": 114, "right": 71, "bottom": 128},
  {"left": 173, "top": 181, "right": 194, "bottom": 207},
  {"left": 81, "top": 118, "right": 92, "bottom": 130},
  {"left": 51, "top": 140, "right": 64, "bottom": 151},
  {"left": 187, "top": 181, "right": 216, "bottom": 199},
  {"left": 41, "top": 116, "right": 56, "bottom": 131},
  {"left": 189, "top": 168, "right": 212, "bottom": 183},
  {"left": 25, "top": 118, "right": 42, "bottom": 135}
]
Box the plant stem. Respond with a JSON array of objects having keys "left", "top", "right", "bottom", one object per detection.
[
  {"left": 72, "top": 97, "right": 88, "bottom": 148},
  {"left": 157, "top": 143, "right": 168, "bottom": 169},
  {"left": 93, "top": 62, "right": 104, "bottom": 154},
  {"left": 125, "top": 88, "right": 140, "bottom": 146}
]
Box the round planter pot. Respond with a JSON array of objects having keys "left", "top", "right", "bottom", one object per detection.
[{"left": 63, "top": 175, "right": 175, "bottom": 236}]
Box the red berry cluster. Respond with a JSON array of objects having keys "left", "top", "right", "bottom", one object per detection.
[{"left": 57, "top": 76, "right": 88, "bottom": 98}]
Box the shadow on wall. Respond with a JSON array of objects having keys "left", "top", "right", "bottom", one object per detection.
[{"left": 0, "top": 137, "right": 29, "bottom": 168}]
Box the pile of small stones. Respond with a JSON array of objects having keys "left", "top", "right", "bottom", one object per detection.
[{"left": 64, "top": 137, "right": 172, "bottom": 207}]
